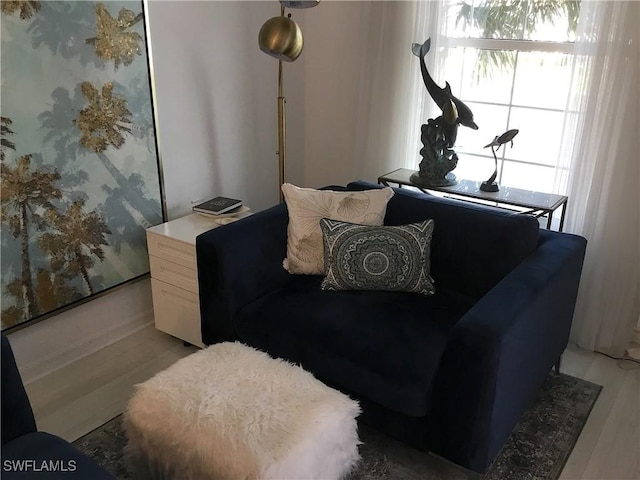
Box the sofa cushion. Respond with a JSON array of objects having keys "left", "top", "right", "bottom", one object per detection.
[
  {"left": 320, "top": 218, "right": 435, "bottom": 295},
  {"left": 235, "top": 276, "right": 474, "bottom": 417},
  {"left": 281, "top": 183, "right": 394, "bottom": 275},
  {"left": 1, "top": 432, "right": 113, "bottom": 479}
]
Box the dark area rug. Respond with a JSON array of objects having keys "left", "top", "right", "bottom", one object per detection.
[{"left": 74, "top": 372, "right": 600, "bottom": 480}]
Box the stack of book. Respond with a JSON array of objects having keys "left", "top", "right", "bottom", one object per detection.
[{"left": 192, "top": 197, "right": 243, "bottom": 216}]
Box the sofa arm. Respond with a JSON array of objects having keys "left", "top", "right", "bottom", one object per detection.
[
  {"left": 1, "top": 334, "right": 37, "bottom": 445},
  {"left": 196, "top": 204, "right": 291, "bottom": 345},
  {"left": 427, "top": 230, "right": 587, "bottom": 472}
]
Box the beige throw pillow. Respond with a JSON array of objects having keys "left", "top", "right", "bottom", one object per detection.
[{"left": 282, "top": 183, "right": 394, "bottom": 275}]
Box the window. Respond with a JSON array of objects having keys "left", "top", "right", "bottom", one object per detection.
[{"left": 433, "top": 0, "right": 581, "bottom": 195}]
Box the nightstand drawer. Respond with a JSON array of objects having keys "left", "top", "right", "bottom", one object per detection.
[
  {"left": 150, "top": 278, "right": 204, "bottom": 348},
  {"left": 149, "top": 255, "right": 198, "bottom": 294},
  {"left": 147, "top": 232, "right": 196, "bottom": 270}
]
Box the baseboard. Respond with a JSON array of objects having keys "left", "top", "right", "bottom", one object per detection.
[{"left": 8, "top": 279, "right": 155, "bottom": 385}]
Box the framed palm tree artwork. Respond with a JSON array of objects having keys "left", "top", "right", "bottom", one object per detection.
[{"left": 1, "top": 1, "right": 165, "bottom": 331}]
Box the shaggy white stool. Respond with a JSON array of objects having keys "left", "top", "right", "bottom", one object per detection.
[{"left": 124, "top": 342, "right": 361, "bottom": 480}]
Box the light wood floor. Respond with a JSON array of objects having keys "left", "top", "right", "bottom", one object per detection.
[
  {"left": 25, "top": 325, "right": 639, "bottom": 480},
  {"left": 25, "top": 325, "right": 198, "bottom": 443}
]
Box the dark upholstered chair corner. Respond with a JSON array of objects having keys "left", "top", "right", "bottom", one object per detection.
[{"left": 1, "top": 334, "right": 114, "bottom": 479}]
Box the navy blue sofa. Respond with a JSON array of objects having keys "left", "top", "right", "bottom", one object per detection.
[
  {"left": 196, "top": 180, "right": 587, "bottom": 473},
  {"left": 1, "top": 334, "right": 113, "bottom": 479}
]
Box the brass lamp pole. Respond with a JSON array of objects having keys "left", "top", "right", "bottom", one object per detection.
[{"left": 259, "top": 1, "right": 319, "bottom": 202}]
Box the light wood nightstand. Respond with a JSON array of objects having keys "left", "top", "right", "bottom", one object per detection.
[{"left": 146, "top": 212, "right": 248, "bottom": 347}]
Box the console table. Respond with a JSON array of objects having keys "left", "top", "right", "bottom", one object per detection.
[{"left": 378, "top": 168, "right": 568, "bottom": 232}]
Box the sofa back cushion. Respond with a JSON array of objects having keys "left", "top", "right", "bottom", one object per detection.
[{"left": 347, "top": 181, "right": 540, "bottom": 301}]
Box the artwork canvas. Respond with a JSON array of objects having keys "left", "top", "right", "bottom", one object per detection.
[{"left": 1, "top": 1, "right": 164, "bottom": 330}]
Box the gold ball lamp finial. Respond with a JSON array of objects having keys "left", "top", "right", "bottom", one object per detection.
[{"left": 258, "top": 15, "right": 303, "bottom": 62}]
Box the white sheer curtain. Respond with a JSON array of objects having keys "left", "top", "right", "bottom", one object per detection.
[
  {"left": 350, "top": 1, "right": 445, "bottom": 180},
  {"left": 563, "top": 1, "right": 640, "bottom": 357}
]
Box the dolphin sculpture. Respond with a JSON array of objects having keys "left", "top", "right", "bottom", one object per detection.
[{"left": 412, "top": 38, "right": 479, "bottom": 130}]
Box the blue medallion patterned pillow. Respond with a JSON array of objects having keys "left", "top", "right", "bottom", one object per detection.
[{"left": 319, "top": 218, "right": 435, "bottom": 295}]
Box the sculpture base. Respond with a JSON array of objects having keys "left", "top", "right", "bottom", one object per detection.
[
  {"left": 410, "top": 172, "right": 457, "bottom": 188},
  {"left": 480, "top": 181, "right": 499, "bottom": 192}
]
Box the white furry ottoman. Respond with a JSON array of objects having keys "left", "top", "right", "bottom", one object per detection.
[{"left": 124, "top": 342, "right": 361, "bottom": 480}]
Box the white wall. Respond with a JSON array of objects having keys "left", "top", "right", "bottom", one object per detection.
[
  {"left": 303, "top": 2, "right": 365, "bottom": 188},
  {"left": 149, "top": 0, "right": 307, "bottom": 219},
  {"left": 8, "top": 1, "right": 308, "bottom": 380},
  {"left": 302, "top": 1, "right": 424, "bottom": 188}
]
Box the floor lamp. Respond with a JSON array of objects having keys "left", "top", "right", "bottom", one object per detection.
[{"left": 259, "top": 1, "right": 319, "bottom": 202}]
